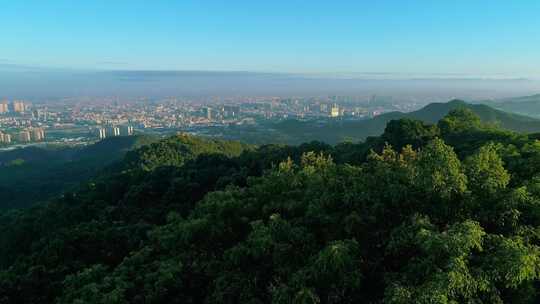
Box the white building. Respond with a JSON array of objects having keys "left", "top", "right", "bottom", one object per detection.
[
  {"left": 97, "top": 127, "right": 106, "bottom": 139},
  {"left": 110, "top": 126, "right": 120, "bottom": 137},
  {"left": 120, "top": 125, "right": 134, "bottom": 136}
]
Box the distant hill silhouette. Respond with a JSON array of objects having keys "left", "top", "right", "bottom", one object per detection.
[
  {"left": 270, "top": 100, "right": 540, "bottom": 144},
  {"left": 478, "top": 94, "right": 540, "bottom": 118}
]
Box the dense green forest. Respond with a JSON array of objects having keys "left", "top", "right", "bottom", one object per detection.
[
  {"left": 0, "top": 136, "right": 156, "bottom": 210},
  {"left": 3, "top": 107, "right": 540, "bottom": 303}
]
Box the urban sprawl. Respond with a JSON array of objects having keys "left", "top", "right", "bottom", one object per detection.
[{"left": 0, "top": 95, "right": 421, "bottom": 148}]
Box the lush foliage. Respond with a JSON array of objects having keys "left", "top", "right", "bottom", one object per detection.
[
  {"left": 0, "top": 136, "right": 157, "bottom": 210},
  {"left": 3, "top": 109, "right": 540, "bottom": 303}
]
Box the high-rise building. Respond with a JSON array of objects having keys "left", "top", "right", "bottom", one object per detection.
[
  {"left": 120, "top": 125, "right": 134, "bottom": 136},
  {"left": 0, "top": 132, "right": 11, "bottom": 144},
  {"left": 33, "top": 109, "right": 49, "bottom": 121},
  {"left": 107, "top": 126, "right": 120, "bottom": 137},
  {"left": 12, "top": 101, "right": 25, "bottom": 113},
  {"left": 112, "top": 126, "right": 120, "bottom": 136},
  {"left": 330, "top": 104, "right": 340, "bottom": 118},
  {"left": 97, "top": 127, "right": 106, "bottom": 139},
  {"left": 203, "top": 107, "right": 212, "bottom": 120},
  {"left": 17, "top": 130, "right": 31, "bottom": 142},
  {"left": 223, "top": 105, "right": 240, "bottom": 118},
  {"left": 31, "top": 128, "right": 45, "bottom": 141},
  {"left": 0, "top": 102, "right": 8, "bottom": 114}
]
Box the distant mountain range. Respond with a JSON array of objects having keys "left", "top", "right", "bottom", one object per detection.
[{"left": 229, "top": 99, "right": 540, "bottom": 145}]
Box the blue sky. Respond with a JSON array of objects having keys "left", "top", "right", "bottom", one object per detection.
[{"left": 1, "top": 1, "right": 539, "bottom": 76}]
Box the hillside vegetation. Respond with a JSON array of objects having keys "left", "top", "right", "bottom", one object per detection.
[
  {"left": 2, "top": 108, "right": 540, "bottom": 303},
  {"left": 0, "top": 136, "right": 157, "bottom": 210}
]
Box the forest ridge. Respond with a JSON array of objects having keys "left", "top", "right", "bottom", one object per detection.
[{"left": 2, "top": 108, "right": 540, "bottom": 303}]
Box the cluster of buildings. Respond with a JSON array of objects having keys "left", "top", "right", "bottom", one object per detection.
[
  {"left": 95, "top": 125, "right": 134, "bottom": 140},
  {"left": 0, "top": 100, "right": 27, "bottom": 114},
  {"left": 0, "top": 131, "right": 12, "bottom": 144},
  {"left": 0, "top": 100, "right": 49, "bottom": 146},
  {"left": 0, "top": 95, "right": 424, "bottom": 148},
  {"left": 37, "top": 95, "right": 406, "bottom": 136},
  {"left": 0, "top": 128, "right": 44, "bottom": 145}
]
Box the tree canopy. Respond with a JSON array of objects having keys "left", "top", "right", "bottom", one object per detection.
[{"left": 2, "top": 111, "right": 540, "bottom": 303}]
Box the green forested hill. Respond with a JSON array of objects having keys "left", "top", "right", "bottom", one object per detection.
[
  {"left": 2, "top": 109, "right": 540, "bottom": 303},
  {"left": 0, "top": 135, "right": 157, "bottom": 210},
  {"left": 253, "top": 100, "right": 540, "bottom": 144}
]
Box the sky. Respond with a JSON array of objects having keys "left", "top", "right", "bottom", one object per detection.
[{"left": 1, "top": 1, "right": 540, "bottom": 78}]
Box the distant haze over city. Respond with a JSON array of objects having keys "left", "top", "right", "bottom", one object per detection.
[
  {"left": 2, "top": 1, "right": 540, "bottom": 101},
  {"left": 2, "top": 65, "right": 540, "bottom": 101}
]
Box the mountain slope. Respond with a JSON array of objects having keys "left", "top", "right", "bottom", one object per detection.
[
  {"left": 408, "top": 100, "right": 540, "bottom": 130},
  {"left": 0, "top": 135, "right": 157, "bottom": 210},
  {"left": 479, "top": 94, "right": 540, "bottom": 117},
  {"left": 269, "top": 100, "right": 540, "bottom": 144}
]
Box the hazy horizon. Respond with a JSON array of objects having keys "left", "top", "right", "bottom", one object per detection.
[
  {"left": 3, "top": 1, "right": 540, "bottom": 101},
  {"left": 1, "top": 64, "right": 539, "bottom": 101}
]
